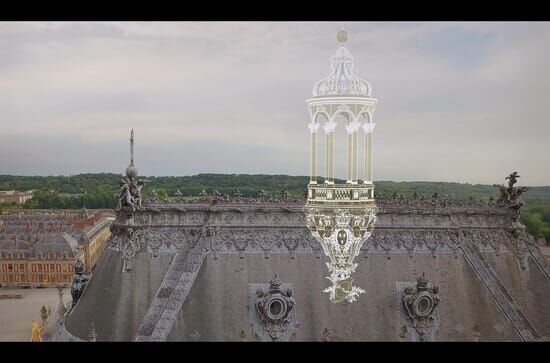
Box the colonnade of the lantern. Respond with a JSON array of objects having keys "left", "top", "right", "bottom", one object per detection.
[{"left": 308, "top": 117, "right": 374, "bottom": 186}]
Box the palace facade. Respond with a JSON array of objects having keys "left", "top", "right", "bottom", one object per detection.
[
  {"left": 0, "top": 209, "right": 113, "bottom": 287},
  {"left": 0, "top": 190, "right": 34, "bottom": 204}
]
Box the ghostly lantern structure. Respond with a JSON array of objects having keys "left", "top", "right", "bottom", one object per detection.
[{"left": 304, "top": 29, "right": 378, "bottom": 303}]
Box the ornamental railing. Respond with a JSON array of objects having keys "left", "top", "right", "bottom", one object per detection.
[{"left": 306, "top": 183, "right": 374, "bottom": 204}]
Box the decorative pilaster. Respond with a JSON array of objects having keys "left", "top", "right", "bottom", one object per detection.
[{"left": 308, "top": 122, "right": 320, "bottom": 184}]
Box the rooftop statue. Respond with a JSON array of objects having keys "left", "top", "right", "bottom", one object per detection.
[
  {"left": 148, "top": 189, "right": 160, "bottom": 203},
  {"left": 31, "top": 320, "right": 42, "bottom": 342},
  {"left": 506, "top": 171, "right": 520, "bottom": 188},
  {"left": 494, "top": 172, "right": 529, "bottom": 219},
  {"left": 70, "top": 259, "right": 89, "bottom": 308}
]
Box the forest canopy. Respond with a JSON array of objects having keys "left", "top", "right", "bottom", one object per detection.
[{"left": 1, "top": 173, "right": 549, "bottom": 242}]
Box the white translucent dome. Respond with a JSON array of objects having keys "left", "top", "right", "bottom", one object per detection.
[{"left": 312, "top": 33, "right": 372, "bottom": 97}]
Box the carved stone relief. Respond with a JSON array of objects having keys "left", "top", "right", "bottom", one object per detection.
[
  {"left": 248, "top": 275, "right": 298, "bottom": 341},
  {"left": 396, "top": 274, "right": 440, "bottom": 342}
]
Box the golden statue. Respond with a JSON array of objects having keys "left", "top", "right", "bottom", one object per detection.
[{"left": 31, "top": 319, "right": 42, "bottom": 342}]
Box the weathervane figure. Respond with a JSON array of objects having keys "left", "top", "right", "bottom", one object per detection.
[{"left": 505, "top": 171, "right": 520, "bottom": 188}]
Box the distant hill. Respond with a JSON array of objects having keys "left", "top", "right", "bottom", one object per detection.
[
  {"left": 1, "top": 173, "right": 549, "bottom": 205},
  {"left": 1, "top": 173, "right": 548, "bottom": 242}
]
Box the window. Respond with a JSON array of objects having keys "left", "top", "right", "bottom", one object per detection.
[
  {"left": 50, "top": 264, "right": 55, "bottom": 271},
  {"left": 21, "top": 275, "right": 25, "bottom": 283},
  {"left": 8, "top": 264, "right": 12, "bottom": 272},
  {"left": 56, "top": 264, "right": 61, "bottom": 272},
  {"left": 14, "top": 275, "right": 19, "bottom": 282},
  {"left": 62, "top": 264, "right": 67, "bottom": 272},
  {"left": 37, "top": 264, "right": 42, "bottom": 272},
  {"left": 19, "top": 264, "right": 24, "bottom": 272},
  {"left": 32, "top": 275, "right": 37, "bottom": 283},
  {"left": 32, "top": 265, "right": 36, "bottom": 273},
  {"left": 14, "top": 264, "right": 18, "bottom": 272},
  {"left": 57, "top": 274, "right": 62, "bottom": 282},
  {"left": 44, "top": 264, "right": 48, "bottom": 272}
]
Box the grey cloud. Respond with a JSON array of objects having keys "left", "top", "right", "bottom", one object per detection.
[{"left": 0, "top": 22, "right": 548, "bottom": 185}]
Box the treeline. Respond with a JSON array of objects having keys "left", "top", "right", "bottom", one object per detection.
[
  {"left": 22, "top": 190, "right": 118, "bottom": 210},
  {"left": 1, "top": 173, "right": 549, "bottom": 242},
  {"left": 2, "top": 173, "right": 550, "bottom": 205},
  {"left": 0, "top": 173, "right": 121, "bottom": 195},
  {"left": 521, "top": 205, "right": 550, "bottom": 242},
  {"left": 2, "top": 173, "right": 550, "bottom": 204}
]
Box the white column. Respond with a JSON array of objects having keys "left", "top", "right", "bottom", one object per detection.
[
  {"left": 308, "top": 122, "right": 320, "bottom": 184},
  {"left": 362, "top": 122, "right": 376, "bottom": 183},
  {"left": 346, "top": 121, "right": 361, "bottom": 184},
  {"left": 323, "top": 121, "right": 337, "bottom": 184},
  {"left": 351, "top": 121, "right": 361, "bottom": 183}
]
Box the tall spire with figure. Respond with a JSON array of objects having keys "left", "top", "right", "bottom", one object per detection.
[
  {"left": 126, "top": 129, "right": 138, "bottom": 179},
  {"left": 117, "top": 129, "right": 144, "bottom": 214}
]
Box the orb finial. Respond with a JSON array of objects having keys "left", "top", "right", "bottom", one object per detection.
[{"left": 337, "top": 28, "right": 348, "bottom": 44}]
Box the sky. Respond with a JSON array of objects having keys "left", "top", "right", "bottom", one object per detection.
[{"left": 0, "top": 21, "right": 549, "bottom": 186}]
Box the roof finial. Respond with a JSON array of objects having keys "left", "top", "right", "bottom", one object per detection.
[
  {"left": 130, "top": 129, "right": 134, "bottom": 167},
  {"left": 337, "top": 27, "right": 348, "bottom": 44}
]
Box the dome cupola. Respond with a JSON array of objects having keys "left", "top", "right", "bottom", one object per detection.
[{"left": 312, "top": 29, "right": 372, "bottom": 97}]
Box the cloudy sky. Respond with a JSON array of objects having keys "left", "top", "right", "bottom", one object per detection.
[{"left": 0, "top": 22, "right": 548, "bottom": 185}]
